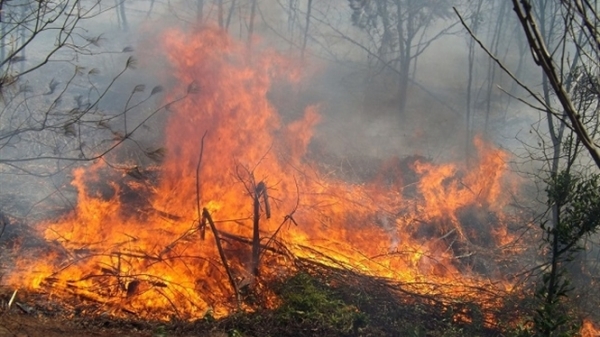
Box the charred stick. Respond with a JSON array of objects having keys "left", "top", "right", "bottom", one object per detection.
[
  {"left": 252, "top": 188, "right": 261, "bottom": 277},
  {"left": 117, "top": 252, "right": 123, "bottom": 291},
  {"left": 202, "top": 208, "right": 241, "bottom": 308},
  {"left": 263, "top": 189, "right": 271, "bottom": 219},
  {"left": 0, "top": 212, "right": 8, "bottom": 240},
  {"left": 200, "top": 215, "right": 207, "bottom": 241},
  {"left": 196, "top": 131, "right": 208, "bottom": 240},
  {"left": 15, "top": 302, "right": 32, "bottom": 315},
  {"left": 259, "top": 182, "right": 271, "bottom": 219},
  {"left": 126, "top": 280, "right": 140, "bottom": 297},
  {"left": 286, "top": 214, "right": 299, "bottom": 227},
  {"left": 251, "top": 181, "right": 271, "bottom": 276}
]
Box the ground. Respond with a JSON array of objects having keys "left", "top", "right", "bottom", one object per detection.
[
  {"left": 0, "top": 310, "right": 227, "bottom": 337},
  {"left": 0, "top": 312, "right": 144, "bottom": 337},
  {"left": 0, "top": 269, "right": 513, "bottom": 337}
]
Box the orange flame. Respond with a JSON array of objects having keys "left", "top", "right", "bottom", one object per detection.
[
  {"left": 582, "top": 319, "right": 600, "bottom": 337},
  {"left": 6, "top": 27, "right": 519, "bottom": 320}
]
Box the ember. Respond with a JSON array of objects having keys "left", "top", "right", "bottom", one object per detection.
[{"left": 6, "top": 27, "right": 520, "bottom": 322}]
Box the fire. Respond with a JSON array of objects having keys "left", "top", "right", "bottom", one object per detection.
[
  {"left": 582, "top": 319, "right": 600, "bottom": 337},
  {"left": 6, "top": 27, "right": 519, "bottom": 321}
]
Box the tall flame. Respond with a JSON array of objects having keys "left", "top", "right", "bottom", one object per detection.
[{"left": 7, "top": 27, "right": 518, "bottom": 320}]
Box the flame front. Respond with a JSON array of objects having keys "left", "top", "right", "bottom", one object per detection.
[{"left": 7, "top": 28, "right": 519, "bottom": 321}]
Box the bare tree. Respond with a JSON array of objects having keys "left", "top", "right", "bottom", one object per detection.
[
  {"left": 225, "top": 0, "right": 237, "bottom": 31},
  {"left": 300, "top": 0, "right": 313, "bottom": 61},
  {"left": 0, "top": 0, "right": 190, "bottom": 217},
  {"left": 217, "top": 0, "right": 224, "bottom": 28},
  {"left": 457, "top": 1, "right": 600, "bottom": 333},
  {"left": 464, "top": 0, "right": 484, "bottom": 163},
  {"left": 349, "top": 0, "right": 456, "bottom": 115},
  {"left": 248, "top": 0, "right": 258, "bottom": 48},
  {"left": 512, "top": 0, "right": 600, "bottom": 170},
  {"left": 197, "top": 0, "right": 205, "bottom": 24}
]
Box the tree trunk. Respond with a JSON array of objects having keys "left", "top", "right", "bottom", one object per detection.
[
  {"left": 248, "top": 0, "right": 257, "bottom": 50},
  {"left": 466, "top": 0, "right": 483, "bottom": 165},
  {"left": 218, "top": 0, "right": 224, "bottom": 28},
  {"left": 225, "top": 0, "right": 237, "bottom": 32},
  {"left": 251, "top": 190, "right": 260, "bottom": 276},
  {"left": 300, "top": 0, "right": 313, "bottom": 61},
  {"left": 197, "top": 0, "right": 204, "bottom": 25},
  {"left": 0, "top": 0, "right": 5, "bottom": 73},
  {"left": 484, "top": 1, "right": 508, "bottom": 132},
  {"left": 395, "top": 1, "right": 409, "bottom": 115}
]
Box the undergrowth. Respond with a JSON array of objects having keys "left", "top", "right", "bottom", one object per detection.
[{"left": 185, "top": 271, "right": 508, "bottom": 337}]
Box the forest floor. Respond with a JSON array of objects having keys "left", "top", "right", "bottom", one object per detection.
[{"left": 0, "top": 269, "right": 514, "bottom": 337}]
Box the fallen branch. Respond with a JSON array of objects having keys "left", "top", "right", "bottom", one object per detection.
[{"left": 202, "top": 208, "right": 241, "bottom": 308}]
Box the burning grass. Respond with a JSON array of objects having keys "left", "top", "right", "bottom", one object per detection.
[
  {"left": 1, "top": 141, "right": 523, "bottom": 320},
  {"left": 0, "top": 250, "right": 520, "bottom": 337},
  {"left": 0, "top": 26, "right": 549, "bottom": 333}
]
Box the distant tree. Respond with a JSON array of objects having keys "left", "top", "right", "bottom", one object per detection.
[
  {"left": 197, "top": 0, "right": 204, "bottom": 23},
  {"left": 463, "top": 0, "right": 484, "bottom": 163},
  {"left": 348, "top": 0, "right": 456, "bottom": 114},
  {"left": 248, "top": 0, "right": 258, "bottom": 48},
  {"left": 301, "top": 0, "right": 313, "bottom": 61}
]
